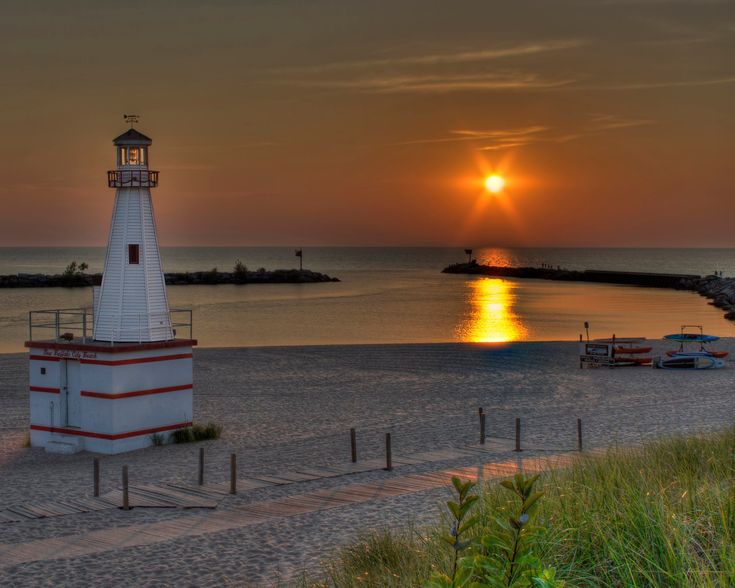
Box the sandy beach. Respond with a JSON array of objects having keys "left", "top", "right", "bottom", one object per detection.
[{"left": 2, "top": 340, "right": 735, "bottom": 585}]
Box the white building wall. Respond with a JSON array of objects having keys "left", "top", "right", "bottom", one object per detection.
[{"left": 29, "top": 345, "right": 193, "bottom": 454}]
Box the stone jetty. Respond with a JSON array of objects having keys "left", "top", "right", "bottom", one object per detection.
[
  {"left": 443, "top": 262, "right": 735, "bottom": 322},
  {"left": 0, "top": 269, "right": 339, "bottom": 288}
]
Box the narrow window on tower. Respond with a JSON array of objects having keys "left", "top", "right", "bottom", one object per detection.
[
  {"left": 128, "top": 244, "right": 140, "bottom": 264},
  {"left": 129, "top": 148, "right": 139, "bottom": 165}
]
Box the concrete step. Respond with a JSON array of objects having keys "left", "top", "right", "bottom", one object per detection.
[{"left": 45, "top": 438, "right": 82, "bottom": 455}]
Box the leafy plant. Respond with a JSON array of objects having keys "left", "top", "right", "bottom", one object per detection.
[{"left": 429, "top": 474, "right": 562, "bottom": 588}]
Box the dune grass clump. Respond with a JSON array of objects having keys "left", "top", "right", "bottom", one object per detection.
[
  {"left": 170, "top": 422, "right": 223, "bottom": 444},
  {"left": 308, "top": 428, "right": 735, "bottom": 587}
]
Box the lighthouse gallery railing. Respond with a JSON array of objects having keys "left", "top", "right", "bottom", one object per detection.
[
  {"left": 107, "top": 169, "right": 159, "bottom": 188},
  {"left": 28, "top": 308, "right": 193, "bottom": 343}
]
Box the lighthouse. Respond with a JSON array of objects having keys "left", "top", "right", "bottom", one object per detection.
[{"left": 25, "top": 120, "right": 197, "bottom": 454}]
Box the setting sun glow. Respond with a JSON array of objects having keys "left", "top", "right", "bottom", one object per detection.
[{"left": 484, "top": 175, "right": 505, "bottom": 193}]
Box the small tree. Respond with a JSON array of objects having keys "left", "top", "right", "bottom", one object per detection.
[
  {"left": 63, "top": 261, "right": 88, "bottom": 276},
  {"left": 233, "top": 259, "right": 248, "bottom": 283}
]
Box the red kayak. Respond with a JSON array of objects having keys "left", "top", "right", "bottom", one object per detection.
[{"left": 614, "top": 346, "right": 652, "bottom": 354}]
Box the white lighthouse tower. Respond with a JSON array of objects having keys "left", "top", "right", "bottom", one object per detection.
[
  {"left": 26, "top": 120, "right": 196, "bottom": 454},
  {"left": 94, "top": 126, "right": 172, "bottom": 342}
]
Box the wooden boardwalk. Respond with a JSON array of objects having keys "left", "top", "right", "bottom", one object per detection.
[
  {"left": 0, "top": 451, "right": 577, "bottom": 568},
  {"left": 0, "top": 439, "right": 514, "bottom": 524}
]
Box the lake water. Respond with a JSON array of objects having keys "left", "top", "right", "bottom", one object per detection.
[{"left": 0, "top": 247, "right": 732, "bottom": 353}]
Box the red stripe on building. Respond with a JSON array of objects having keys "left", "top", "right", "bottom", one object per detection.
[
  {"left": 29, "top": 355, "right": 61, "bottom": 362},
  {"left": 30, "top": 421, "right": 193, "bottom": 440},
  {"left": 80, "top": 353, "right": 193, "bottom": 366},
  {"left": 30, "top": 386, "right": 60, "bottom": 394},
  {"left": 81, "top": 384, "right": 193, "bottom": 399}
]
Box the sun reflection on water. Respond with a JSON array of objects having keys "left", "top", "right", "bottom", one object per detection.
[{"left": 458, "top": 278, "right": 527, "bottom": 343}]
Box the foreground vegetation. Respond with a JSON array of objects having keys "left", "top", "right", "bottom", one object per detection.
[{"left": 307, "top": 428, "right": 735, "bottom": 587}]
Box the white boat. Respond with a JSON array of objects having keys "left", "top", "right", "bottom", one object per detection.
[{"left": 654, "top": 355, "right": 725, "bottom": 370}]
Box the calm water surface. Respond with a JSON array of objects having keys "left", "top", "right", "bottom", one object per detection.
[{"left": 0, "top": 247, "right": 732, "bottom": 353}]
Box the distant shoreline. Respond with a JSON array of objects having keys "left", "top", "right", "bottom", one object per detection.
[{"left": 0, "top": 269, "right": 339, "bottom": 288}]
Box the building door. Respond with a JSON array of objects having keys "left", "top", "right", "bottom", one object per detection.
[{"left": 60, "top": 360, "right": 81, "bottom": 428}]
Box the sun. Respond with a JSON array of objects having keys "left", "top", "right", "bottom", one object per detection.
[{"left": 484, "top": 174, "right": 505, "bottom": 193}]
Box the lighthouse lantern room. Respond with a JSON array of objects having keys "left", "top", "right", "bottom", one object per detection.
[{"left": 26, "top": 121, "right": 197, "bottom": 454}]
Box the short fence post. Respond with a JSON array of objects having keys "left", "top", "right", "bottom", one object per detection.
[
  {"left": 480, "top": 412, "right": 486, "bottom": 445},
  {"left": 122, "top": 465, "right": 129, "bottom": 510},
  {"left": 93, "top": 458, "right": 100, "bottom": 497},
  {"left": 350, "top": 428, "right": 357, "bottom": 463},
  {"left": 385, "top": 433, "right": 392, "bottom": 471},
  {"left": 230, "top": 453, "right": 237, "bottom": 495},
  {"left": 514, "top": 417, "right": 522, "bottom": 452},
  {"left": 198, "top": 447, "right": 205, "bottom": 485},
  {"left": 577, "top": 418, "right": 583, "bottom": 452}
]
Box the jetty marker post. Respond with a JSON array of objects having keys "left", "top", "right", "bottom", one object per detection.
[
  {"left": 480, "top": 412, "right": 486, "bottom": 445},
  {"left": 577, "top": 418, "right": 583, "bottom": 452},
  {"left": 295, "top": 248, "right": 303, "bottom": 271},
  {"left": 350, "top": 428, "right": 357, "bottom": 463},
  {"left": 514, "top": 418, "right": 522, "bottom": 452},
  {"left": 230, "top": 454, "right": 237, "bottom": 495},
  {"left": 465, "top": 248, "right": 473, "bottom": 263},
  {"left": 385, "top": 433, "right": 393, "bottom": 471},
  {"left": 93, "top": 458, "right": 100, "bottom": 497},
  {"left": 198, "top": 447, "right": 204, "bottom": 485},
  {"left": 122, "top": 465, "right": 130, "bottom": 510}
]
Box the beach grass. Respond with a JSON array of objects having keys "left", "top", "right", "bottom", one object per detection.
[
  {"left": 307, "top": 428, "right": 735, "bottom": 587},
  {"left": 170, "top": 422, "right": 223, "bottom": 444}
]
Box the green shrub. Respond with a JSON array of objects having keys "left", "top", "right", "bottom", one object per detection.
[
  {"left": 170, "top": 422, "right": 223, "bottom": 444},
  {"left": 150, "top": 432, "right": 165, "bottom": 446}
]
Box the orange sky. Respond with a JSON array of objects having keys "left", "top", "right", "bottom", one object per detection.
[{"left": 1, "top": 0, "right": 734, "bottom": 247}]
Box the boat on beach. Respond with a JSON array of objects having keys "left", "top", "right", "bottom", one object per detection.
[
  {"left": 654, "top": 355, "right": 725, "bottom": 369},
  {"left": 663, "top": 325, "right": 728, "bottom": 360},
  {"left": 656, "top": 325, "right": 727, "bottom": 369}
]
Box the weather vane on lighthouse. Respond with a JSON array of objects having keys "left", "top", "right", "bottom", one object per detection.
[{"left": 123, "top": 114, "right": 140, "bottom": 128}]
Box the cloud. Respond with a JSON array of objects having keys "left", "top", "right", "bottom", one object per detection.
[
  {"left": 600, "top": 75, "right": 735, "bottom": 90},
  {"left": 396, "top": 126, "right": 550, "bottom": 146},
  {"left": 399, "top": 115, "right": 654, "bottom": 151},
  {"left": 272, "top": 72, "right": 574, "bottom": 94},
  {"left": 264, "top": 39, "right": 581, "bottom": 94},
  {"left": 585, "top": 114, "right": 655, "bottom": 131},
  {"left": 272, "top": 40, "right": 585, "bottom": 74}
]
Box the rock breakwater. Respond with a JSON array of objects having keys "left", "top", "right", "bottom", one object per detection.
[
  {"left": 443, "top": 262, "right": 735, "bottom": 322},
  {"left": 0, "top": 269, "right": 339, "bottom": 288}
]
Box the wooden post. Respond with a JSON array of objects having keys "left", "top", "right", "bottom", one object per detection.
[
  {"left": 480, "top": 412, "right": 486, "bottom": 445},
  {"left": 385, "top": 433, "right": 392, "bottom": 471},
  {"left": 122, "top": 465, "right": 129, "bottom": 510},
  {"left": 350, "top": 428, "right": 357, "bottom": 463},
  {"left": 514, "top": 417, "right": 522, "bottom": 452},
  {"left": 198, "top": 447, "right": 204, "bottom": 485},
  {"left": 577, "top": 418, "right": 583, "bottom": 452},
  {"left": 93, "top": 458, "right": 100, "bottom": 497},
  {"left": 478, "top": 406, "right": 483, "bottom": 416},
  {"left": 229, "top": 453, "right": 237, "bottom": 495}
]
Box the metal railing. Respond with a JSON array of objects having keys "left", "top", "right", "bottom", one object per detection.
[
  {"left": 107, "top": 169, "right": 159, "bottom": 188},
  {"left": 28, "top": 308, "right": 192, "bottom": 343},
  {"left": 28, "top": 308, "right": 93, "bottom": 342}
]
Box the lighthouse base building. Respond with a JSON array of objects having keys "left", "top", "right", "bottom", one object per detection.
[
  {"left": 26, "top": 123, "right": 196, "bottom": 454},
  {"left": 26, "top": 338, "right": 195, "bottom": 454}
]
